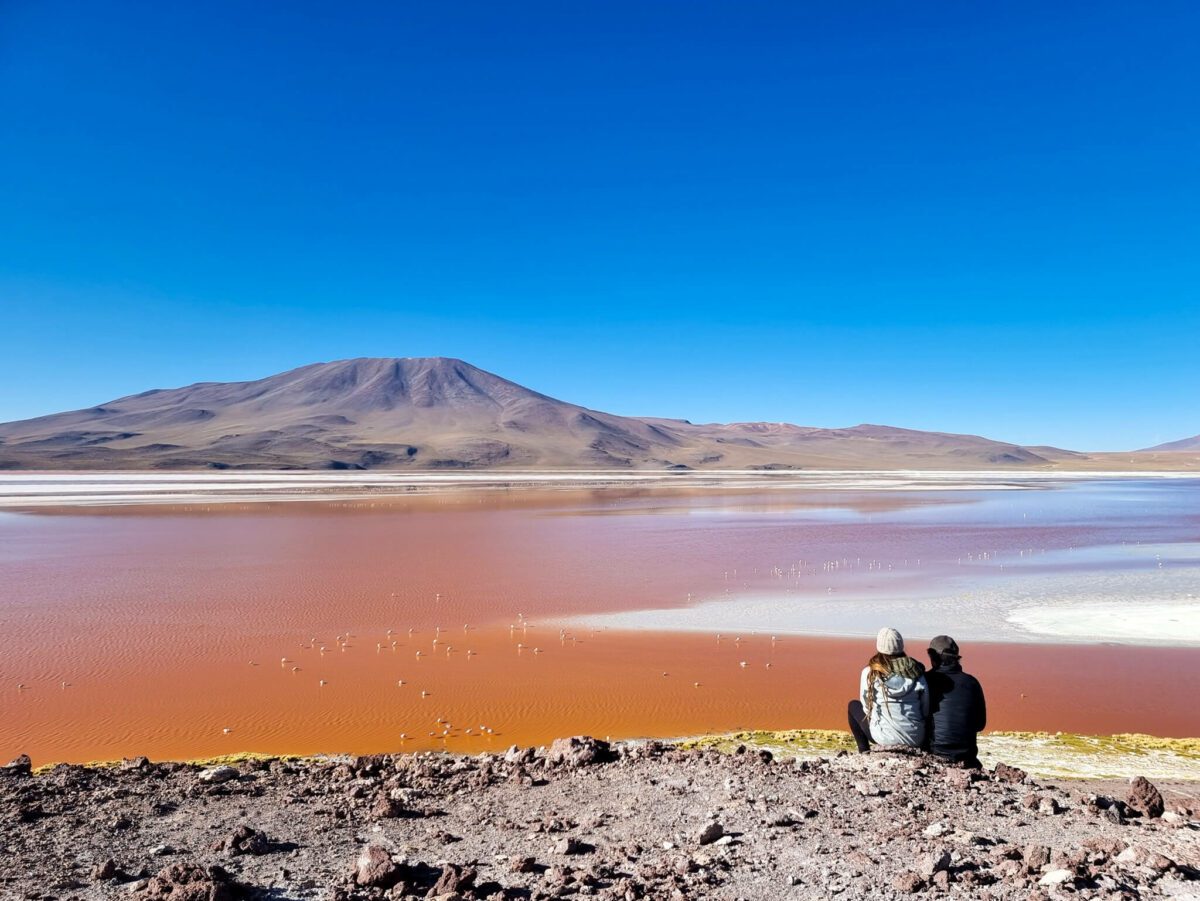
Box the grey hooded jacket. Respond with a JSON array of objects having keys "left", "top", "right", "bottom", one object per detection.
[{"left": 859, "top": 666, "right": 929, "bottom": 747}]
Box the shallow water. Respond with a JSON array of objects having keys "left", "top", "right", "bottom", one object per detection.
[{"left": 1, "top": 478, "right": 1198, "bottom": 763}]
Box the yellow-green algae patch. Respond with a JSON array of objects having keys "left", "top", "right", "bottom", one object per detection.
[
  {"left": 978, "top": 732, "right": 1200, "bottom": 781},
  {"left": 27, "top": 733, "right": 1200, "bottom": 782},
  {"left": 680, "top": 730, "right": 1200, "bottom": 782},
  {"left": 32, "top": 751, "right": 310, "bottom": 775},
  {"left": 679, "top": 729, "right": 855, "bottom": 755}
]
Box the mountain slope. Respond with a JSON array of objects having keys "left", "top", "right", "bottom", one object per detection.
[
  {"left": 0, "top": 358, "right": 690, "bottom": 470},
  {"left": 1142, "top": 434, "right": 1200, "bottom": 452},
  {"left": 0, "top": 357, "right": 1064, "bottom": 470}
]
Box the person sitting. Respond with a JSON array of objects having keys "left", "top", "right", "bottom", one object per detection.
[
  {"left": 924, "top": 635, "right": 987, "bottom": 768},
  {"left": 847, "top": 627, "right": 928, "bottom": 753}
]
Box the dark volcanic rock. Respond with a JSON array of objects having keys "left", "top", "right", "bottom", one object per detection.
[
  {"left": 1101, "top": 805, "right": 1125, "bottom": 825},
  {"left": 430, "top": 863, "right": 476, "bottom": 895},
  {"left": 1024, "top": 844, "right": 1052, "bottom": 869},
  {"left": 353, "top": 844, "right": 401, "bottom": 889},
  {"left": 917, "top": 848, "right": 951, "bottom": 878},
  {"left": 945, "top": 767, "right": 976, "bottom": 790},
  {"left": 369, "top": 795, "right": 406, "bottom": 819},
  {"left": 17, "top": 802, "right": 45, "bottom": 822},
  {"left": 197, "top": 765, "right": 238, "bottom": 785},
  {"left": 892, "top": 870, "right": 924, "bottom": 893},
  {"left": 3, "top": 754, "right": 32, "bottom": 776},
  {"left": 139, "top": 862, "right": 241, "bottom": 900},
  {"left": 993, "top": 762, "right": 1027, "bottom": 784},
  {"left": 1083, "top": 836, "right": 1127, "bottom": 858},
  {"left": 552, "top": 836, "right": 589, "bottom": 855},
  {"left": 217, "top": 824, "right": 270, "bottom": 856},
  {"left": 91, "top": 858, "right": 119, "bottom": 881},
  {"left": 547, "top": 735, "right": 614, "bottom": 768},
  {"left": 1127, "top": 776, "right": 1165, "bottom": 818}
]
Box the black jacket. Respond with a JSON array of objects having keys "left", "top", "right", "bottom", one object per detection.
[{"left": 925, "top": 662, "right": 987, "bottom": 765}]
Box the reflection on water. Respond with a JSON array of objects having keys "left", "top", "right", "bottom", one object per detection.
[{"left": 1, "top": 479, "right": 1198, "bottom": 762}]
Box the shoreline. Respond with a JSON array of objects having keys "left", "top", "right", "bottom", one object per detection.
[
  {"left": 2, "top": 468, "right": 1198, "bottom": 509},
  {"left": 27, "top": 729, "right": 1200, "bottom": 784}
]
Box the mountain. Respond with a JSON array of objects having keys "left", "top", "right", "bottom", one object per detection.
[
  {"left": 1141, "top": 434, "right": 1200, "bottom": 452},
  {"left": 0, "top": 357, "right": 1073, "bottom": 471}
]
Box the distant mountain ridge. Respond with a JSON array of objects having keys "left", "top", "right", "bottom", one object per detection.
[
  {"left": 0, "top": 356, "right": 1131, "bottom": 471},
  {"left": 1142, "top": 434, "right": 1200, "bottom": 452}
]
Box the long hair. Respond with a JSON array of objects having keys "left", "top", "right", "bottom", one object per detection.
[{"left": 864, "top": 652, "right": 922, "bottom": 718}]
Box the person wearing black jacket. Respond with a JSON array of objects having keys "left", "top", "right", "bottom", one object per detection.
[{"left": 924, "top": 635, "right": 987, "bottom": 768}]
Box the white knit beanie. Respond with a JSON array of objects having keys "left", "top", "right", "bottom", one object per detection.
[{"left": 876, "top": 627, "right": 904, "bottom": 655}]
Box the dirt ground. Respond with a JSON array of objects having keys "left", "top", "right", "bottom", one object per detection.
[{"left": 2, "top": 739, "right": 1198, "bottom": 900}]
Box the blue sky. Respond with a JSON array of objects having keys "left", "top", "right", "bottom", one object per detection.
[{"left": 1, "top": 1, "right": 1196, "bottom": 450}]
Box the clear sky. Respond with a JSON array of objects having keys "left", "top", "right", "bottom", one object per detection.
[{"left": 1, "top": 1, "right": 1196, "bottom": 451}]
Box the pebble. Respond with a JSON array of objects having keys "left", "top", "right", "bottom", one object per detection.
[
  {"left": 892, "top": 871, "right": 924, "bottom": 893},
  {"left": 1038, "top": 868, "right": 1075, "bottom": 887},
  {"left": 916, "top": 848, "right": 951, "bottom": 879},
  {"left": 197, "top": 765, "right": 238, "bottom": 785}
]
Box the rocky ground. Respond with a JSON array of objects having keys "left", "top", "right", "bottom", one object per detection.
[{"left": 2, "top": 739, "right": 1198, "bottom": 901}]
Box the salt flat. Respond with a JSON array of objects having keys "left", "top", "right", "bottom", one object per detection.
[
  {"left": 566, "top": 543, "right": 1200, "bottom": 647},
  {"left": 1, "top": 468, "right": 1195, "bottom": 507}
]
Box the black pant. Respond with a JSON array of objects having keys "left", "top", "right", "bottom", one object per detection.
[{"left": 847, "top": 700, "right": 872, "bottom": 753}]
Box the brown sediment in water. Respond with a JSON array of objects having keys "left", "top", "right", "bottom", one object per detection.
[{"left": 2, "top": 486, "right": 1198, "bottom": 764}]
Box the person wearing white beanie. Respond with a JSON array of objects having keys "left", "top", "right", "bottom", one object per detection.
[
  {"left": 847, "top": 627, "right": 928, "bottom": 753},
  {"left": 875, "top": 626, "right": 904, "bottom": 656}
]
